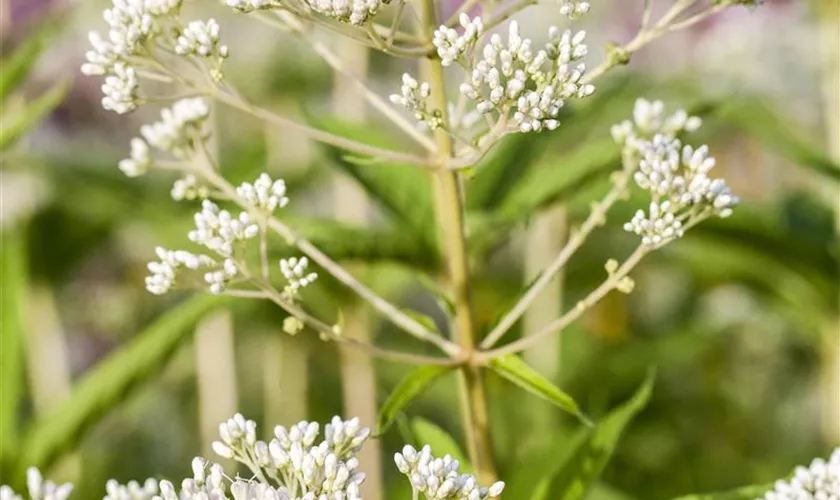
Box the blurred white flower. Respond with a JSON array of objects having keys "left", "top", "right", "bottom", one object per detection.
[
  {"left": 394, "top": 445, "right": 504, "bottom": 500},
  {"left": 758, "top": 448, "right": 840, "bottom": 499},
  {"left": 279, "top": 257, "right": 318, "bottom": 298},
  {"left": 236, "top": 173, "right": 289, "bottom": 213},
  {"left": 433, "top": 14, "right": 483, "bottom": 67}
]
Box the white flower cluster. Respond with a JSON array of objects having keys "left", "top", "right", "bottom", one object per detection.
[
  {"left": 558, "top": 0, "right": 589, "bottom": 19},
  {"left": 145, "top": 246, "right": 215, "bottom": 295},
  {"left": 459, "top": 22, "right": 594, "bottom": 133},
  {"left": 236, "top": 174, "right": 289, "bottom": 213},
  {"left": 394, "top": 445, "right": 504, "bottom": 500},
  {"left": 0, "top": 468, "right": 73, "bottom": 500},
  {"left": 144, "top": 198, "right": 259, "bottom": 295},
  {"left": 188, "top": 200, "right": 259, "bottom": 256},
  {"left": 757, "top": 448, "right": 840, "bottom": 500},
  {"left": 611, "top": 98, "right": 702, "bottom": 149},
  {"left": 171, "top": 174, "right": 210, "bottom": 201},
  {"left": 433, "top": 14, "right": 484, "bottom": 67},
  {"left": 305, "top": 0, "right": 392, "bottom": 25},
  {"left": 82, "top": 0, "right": 226, "bottom": 113},
  {"left": 175, "top": 19, "right": 230, "bottom": 60},
  {"left": 616, "top": 99, "right": 738, "bottom": 248},
  {"left": 213, "top": 414, "right": 369, "bottom": 500},
  {"left": 119, "top": 98, "right": 211, "bottom": 177},
  {"left": 390, "top": 74, "right": 441, "bottom": 130},
  {"left": 224, "top": 0, "right": 277, "bottom": 13},
  {"left": 103, "top": 478, "right": 160, "bottom": 500},
  {"left": 279, "top": 257, "right": 318, "bottom": 298}
]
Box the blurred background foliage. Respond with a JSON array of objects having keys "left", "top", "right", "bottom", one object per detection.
[{"left": 0, "top": 0, "right": 838, "bottom": 498}]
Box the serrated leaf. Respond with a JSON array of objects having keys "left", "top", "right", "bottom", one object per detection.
[
  {"left": 311, "top": 118, "right": 437, "bottom": 247},
  {"left": 488, "top": 354, "right": 591, "bottom": 426},
  {"left": 376, "top": 365, "right": 454, "bottom": 435},
  {"left": 547, "top": 370, "right": 656, "bottom": 500},
  {"left": 670, "top": 483, "right": 775, "bottom": 500},
  {"left": 14, "top": 295, "right": 225, "bottom": 476},
  {"left": 0, "top": 79, "right": 70, "bottom": 152},
  {"left": 0, "top": 226, "right": 27, "bottom": 473},
  {"left": 0, "top": 17, "right": 62, "bottom": 103},
  {"left": 410, "top": 417, "right": 474, "bottom": 474}
]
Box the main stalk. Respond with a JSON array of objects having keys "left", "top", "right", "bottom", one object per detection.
[{"left": 418, "top": 0, "right": 497, "bottom": 482}]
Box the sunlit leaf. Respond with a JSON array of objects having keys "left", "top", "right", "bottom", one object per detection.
[
  {"left": 0, "top": 225, "right": 27, "bottom": 474},
  {"left": 14, "top": 295, "right": 225, "bottom": 477},
  {"left": 488, "top": 354, "right": 591, "bottom": 426},
  {"left": 376, "top": 365, "right": 454, "bottom": 435}
]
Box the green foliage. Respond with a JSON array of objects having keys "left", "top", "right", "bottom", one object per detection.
[
  {"left": 505, "top": 430, "right": 590, "bottom": 500},
  {"left": 312, "top": 118, "right": 437, "bottom": 248},
  {"left": 547, "top": 370, "right": 656, "bottom": 500},
  {"left": 488, "top": 354, "right": 591, "bottom": 426},
  {"left": 466, "top": 131, "right": 558, "bottom": 211},
  {"left": 670, "top": 483, "right": 775, "bottom": 500},
  {"left": 719, "top": 97, "right": 840, "bottom": 180},
  {"left": 0, "top": 17, "right": 62, "bottom": 103},
  {"left": 0, "top": 79, "right": 70, "bottom": 151},
  {"left": 376, "top": 365, "right": 455, "bottom": 435},
  {"left": 0, "top": 226, "right": 27, "bottom": 473},
  {"left": 13, "top": 295, "right": 225, "bottom": 479},
  {"left": 284, "top": 216, "right": 442, "bottom": 270},
  {"left": 411, "top": 417, "right": 474, "bottom": 474}
]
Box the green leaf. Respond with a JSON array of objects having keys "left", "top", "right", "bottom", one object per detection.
[
  {"left": 376, "top": 365, "right": 454, "bottom": 435},
  {"left": 401, "top": 309, "right": 440, "bottom": 335},
  {"left": 0, "top": 17, "right": 62, "bottom": 103},
  {"left": 410, "top": 417, "right": 474, "bottom": 474},
  {"left": 670, "top": 483, "right": 775, "bottom": 500},
  {"left": 719, "top": 97, "right": 840, "bottom": 180},
  {"left": 311, "top": 118, "right": 437, "bottom": 246},
  {"left": 14, "top": 295, "right": 225, "bottom": 476},
  {"left": 487, "top": 354, "right": 591, "bottom": 426},
  {"left": 466, "top": 132, "right": 557, "bottom": 211},
  {"left": 0, "top": 225, "right": 28, "bottom": 472},
  {"left": 466, "top": 77, "right": 633, "bottom": 212},
  {"left": 0, "top": 79, "right": 70, "bottom": 152},
  {"left": 505, "top": 430, "right": 589, "bottom": 500},
  {"left": 282, "top": 216, "right": 441, "bottom": 271},
  {"left": 548, "top": 370, "right": 656, "bottom": 500}
]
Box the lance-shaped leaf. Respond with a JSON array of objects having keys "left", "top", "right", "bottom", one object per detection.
[
  {"left": 376, "top": 365, "right": 454, "bottom": 435},
  {"left": 487, "top": 354, "right": 591, "bottom": 426},
  {"left": 0, "top": 79, "right": 70, "bottom": 152},
  {"left": 0, "top": 17, "right": 63, "bottom": 103},
  {"left": 0, "top": 226, "right": 27, "bottom": 475},
  {"left": 14, "top": 295, "right": 225, "bottom": 478},
  {"left": 411, "top": 417, "right": 474, "bottom": 474},
  {"left": 547, "top": 370, "right": 656, "bottom": 500},
  {"left": 718, "top": 97, "right": 840, "bottom": 180}
]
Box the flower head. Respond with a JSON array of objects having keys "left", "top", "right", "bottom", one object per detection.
[{"left": 394, "top": 445, "right": 504, "bottom": 500}]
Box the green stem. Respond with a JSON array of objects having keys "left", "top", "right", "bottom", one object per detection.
[{"left": 419, "top": 0, "right": 497, "bottom": 482}]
